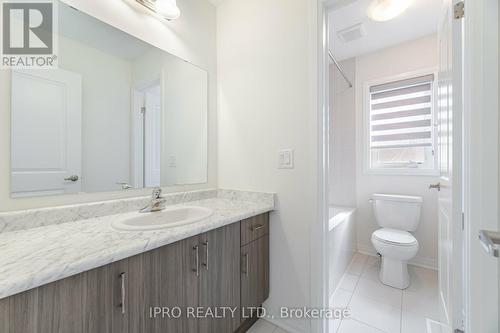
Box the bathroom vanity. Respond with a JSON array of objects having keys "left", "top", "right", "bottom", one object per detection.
[{"left": 0, "top": 190, "right": 274, "bottom": 333}]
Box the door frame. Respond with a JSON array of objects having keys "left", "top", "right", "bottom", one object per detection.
[
  {"left": 312, "top": 0, "right": 329, "bottom": 332},
  {"left": 315, "top": 0, "right": 500, "bottom": 332},
  {"left": 462, "top": 0, "right": 499, "bottom": 331}
]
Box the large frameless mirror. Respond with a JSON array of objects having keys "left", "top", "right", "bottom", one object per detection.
[{"left": 10, "top": 1, "right": 208, "bottom": 198}]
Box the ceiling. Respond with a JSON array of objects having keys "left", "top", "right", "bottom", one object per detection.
[
  {"left": 60, "top": 2, "right": 153, "bottom": 61},
  {"left": 329, "top": 0, "right": 442, "bottom": 60}
]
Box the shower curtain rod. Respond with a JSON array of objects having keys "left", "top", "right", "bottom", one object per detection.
[{"left": 328, "top": 50, "right": 353, "bottom": 88}]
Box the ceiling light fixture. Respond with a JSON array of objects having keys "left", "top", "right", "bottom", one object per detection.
[
  {"left": 367, "top": 0, "right": 413, "bottom": 22},
  {"left": 135, "top": 0, "right": 181, "bottom": 21}
]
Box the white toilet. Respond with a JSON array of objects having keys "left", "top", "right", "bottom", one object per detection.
[{"left": 370, "top": 193, "right": 422, "bottom": 289}]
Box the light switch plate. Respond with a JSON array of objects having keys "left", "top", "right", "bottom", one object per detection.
[
  {"left": 278, "top": 149, "right": 294, "bottom": 169},
  {"left": 168, "top": 155, "right": 176, "bottom": 167}
]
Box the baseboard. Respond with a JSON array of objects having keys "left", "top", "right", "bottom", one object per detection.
[
  {"left": 262, "top": 318, "right": 304, "bottom": 333},
  {"left": 357, "top": 243, "right": 438, "bottom": 271}
]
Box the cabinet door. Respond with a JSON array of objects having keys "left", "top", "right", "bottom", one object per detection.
[
  {"left": 128, "top": 235, "right": 199, "bottom": 333},
  {"left": 240, "top": 235, "right": 269, "bottom": 321},
  {"left": 82, "top": 259, "right": 128, "bottom": 333},
  {"left": 0, "top": 274, "right": 85, "bottom": 333},
  {"left": 198, "top": 223, "right": 241, "bottom": 333}
]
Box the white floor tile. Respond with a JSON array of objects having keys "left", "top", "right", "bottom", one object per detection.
[
  {"left": 338, "top": 273, "right": 360, "bottom": 292},
  {"left": 349, "top": 293, "right": 402, "bottom": 333},
  {"left": 247, "top": 319, "right": 277, "bottom": 333},
  {"left": 338, "top": 319, "right": 385, "bottom": 333},
  {"left": 361, "top": 256, "right": 381, "bottom": 282},
  {"left": 401, "top": 310, "right": 430, "bottom": 333},
  {"left": 406, "top": 266, "right": 438, "bottom": 295},
  {"left": 353, "top": 277, "right": 403, "bottom": 309},
  {"left": 347, "top": 253, "right": 368, "bottom": 275},
  {"left": 329, "top": 318, "right": 342, "bottom": 333},
  {"left": 402, "top": 289, "right": 440, "bottom": 321},
  {"left": 331, "top": 288, "right": 353, "bottom": 308}
]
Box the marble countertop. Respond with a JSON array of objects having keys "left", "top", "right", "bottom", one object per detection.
[{"left": 0, "top": 195, "right": 274, "bottom": 299}]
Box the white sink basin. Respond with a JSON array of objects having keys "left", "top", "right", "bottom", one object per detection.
[{"left": 111, "top": 206, "right": 214, "bottom": 231}]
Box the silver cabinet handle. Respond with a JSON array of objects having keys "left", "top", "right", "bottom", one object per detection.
[
  {"left": 242, "top": 253, "right": 249, "bottom": 276},
  {"left": 479, "top": 230, "right": 500, "bottom": 258},
  {"left": 193, "top": 245, "right": 199, "bottom": 276},
  {"left": 252, "top": 224, "right": 265, "bottom": 232},
  {"left": 119, "top": 272, "right": 126, "bottom": 314},
  {"left": 64, "top": 175, "right": 79, "bottom": 182},
  {"left": 202, "top": 241, "right": 209, "bottom": 270},
  {"left": 429, "top": 182, "right": 441, "bottom": 191}
]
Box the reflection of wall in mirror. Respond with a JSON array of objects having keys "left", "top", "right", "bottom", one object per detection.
[
  {"left": 132, "top": 50, "right": 208, "bottom": 187},
  {"left": 162, "top": 58, "right": 208, "bottom": 186},
  {"left": 59, "top": 35, "right": 132, "bottom": 193}
]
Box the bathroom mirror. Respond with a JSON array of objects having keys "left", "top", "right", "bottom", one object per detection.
[{"left": 10, "top": 2, "right": 208, "bottom": 197}]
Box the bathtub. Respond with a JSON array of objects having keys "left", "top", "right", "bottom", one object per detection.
[{"left": 328, "top": 206, "right": 357, "bottom": 297}]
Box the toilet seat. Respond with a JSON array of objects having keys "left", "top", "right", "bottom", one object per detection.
[{"left": 373, "top": 228, "right": 417, "bottom": 247}]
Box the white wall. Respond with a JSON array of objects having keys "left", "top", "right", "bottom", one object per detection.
[
  {"left": 329, "top": 59, "right": 356, "bottom": 207},
  {"left": 59, "top": 36, "right": 132, "bottom": 193},
  {"left": 354, "top": 35, "right": 440, "bottom": 269},
  {"left": 216, "top": 0, "right": 318, "bottom": 331},
  {"left": 0, "top": 0, "right": 217, "bottom": 211}
]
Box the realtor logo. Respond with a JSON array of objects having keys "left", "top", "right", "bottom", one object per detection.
[{"left": 1, "top": 0, "right": 58, "bottom": 68}]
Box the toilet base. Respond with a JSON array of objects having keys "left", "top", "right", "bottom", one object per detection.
[{"left": 379, "top": 257, "right": 410, "bottom": 290}]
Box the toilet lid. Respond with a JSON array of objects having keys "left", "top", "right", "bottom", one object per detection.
[{"left": 373, "top": 228, "right": 418, "bottom": 246}]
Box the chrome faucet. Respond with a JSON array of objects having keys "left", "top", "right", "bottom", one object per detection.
[{"left": 140, "top": 188, "right": 167, "bottom": 213}]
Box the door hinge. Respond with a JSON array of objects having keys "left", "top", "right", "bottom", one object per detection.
[
  {"left": 454, "top": 1, "right": 464, "bottom": 19},
  {"left": 140, "top": 106, "right": 146, "bottom": 114}
]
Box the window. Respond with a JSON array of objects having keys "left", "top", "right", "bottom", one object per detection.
[{"left": 367, "top": 73, "right": 437, "bottom": 174}]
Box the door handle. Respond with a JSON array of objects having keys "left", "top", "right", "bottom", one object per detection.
[
  {"left": 119, "top": 272, "right": 126, "bottom": 314},
  {"left": 242, "top": 253, "right": 249, "bottom": 276},
  {"left": 64, "top": 175, "right": 79, "bottom": 182},
  {"left": 202, "top": 241, "right": 209, "bottom": 270},
  {"left": 429, "top": 182, "right": 441, "bottom": 191},
  {"left": 193, "top": 245, "right": 199, "bottom": 276},
  {"left": 251, "top": 224, "right": 265, "bottom": 232},
  {"left": 479, "top": 230, "right": 500, "bottom": 258}
]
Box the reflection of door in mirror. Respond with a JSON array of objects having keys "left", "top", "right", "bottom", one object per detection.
[
  {"left": 132, "top": 82, "right": 161, "bottom": 189},
  {"left": 11, "top": 69, "right": 82, "bottom": 198}
]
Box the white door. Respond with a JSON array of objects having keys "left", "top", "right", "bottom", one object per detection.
[
  {"left": 144, "top": 85, "right": 161, "bottom": 188},
  {"left": 465, "top": 0, "right": 499, "bottom": 331},
  {"left": 11, "top": 69, "right": 82, "bottom": 197},
  {"left": 436, "top": 0, "right": 463, "bottom": 330},
  {"left": 131, "top": 83, "right": 161, "bottom": 189}
]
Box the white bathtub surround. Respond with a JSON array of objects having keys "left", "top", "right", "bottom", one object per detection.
[
  {"left": 0, "top": 190, "right": 274, "bottom": 299},
  {"left": 331, "top": 253, "right": 441, "bottom": 333},
  {"left": 329, "top": 206, "right": 357, "bottom": 296}
]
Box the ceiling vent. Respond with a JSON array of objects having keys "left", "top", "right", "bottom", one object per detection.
[{"left": 337, "top": 23, "right": 366, "bottom": 43}]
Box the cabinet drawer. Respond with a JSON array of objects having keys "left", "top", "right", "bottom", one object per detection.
[{"left": 240, "top": 213, "right": 269, "bottom": 247}]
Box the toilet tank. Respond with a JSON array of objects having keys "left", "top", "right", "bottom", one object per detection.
[{"left": 371, "top": 194, "right": 423, "bottom": 232}]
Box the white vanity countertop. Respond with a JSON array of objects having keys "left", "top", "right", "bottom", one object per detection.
[{"left": 0, "top": 195, "right": 274, "bottom": 300}]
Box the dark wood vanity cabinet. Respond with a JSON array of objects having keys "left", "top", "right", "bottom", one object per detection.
[
  {"left": 240, "top": 215, "right": 270, "bottom": 325},
  {"left": 0, "top": 260, "right": 127, "bottom": 333},
  {"left": 0, "top": 213, "right": 269, "bottom": 333}
]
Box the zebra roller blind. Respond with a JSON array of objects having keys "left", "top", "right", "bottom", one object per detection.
[{"left": 369, "top": 74, "right": 435, "bottom": 150}]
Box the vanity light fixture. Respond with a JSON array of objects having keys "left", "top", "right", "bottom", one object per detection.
[
  {"left": 135, "top": 0, "right": 181, "bottom": 20},
  {"left": 367, "top": 0, "right": 413, "bottom": 22}
]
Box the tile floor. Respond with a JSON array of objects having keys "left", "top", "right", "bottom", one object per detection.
[
  {"left": 246, "top": 319, "right": 289, "bottom": 333},
  {"left": 245, "top": 253, "right": 440, "bottom": 333},
  {"left": 331, "top": 253, "right": 441, "bottom": 333}
]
